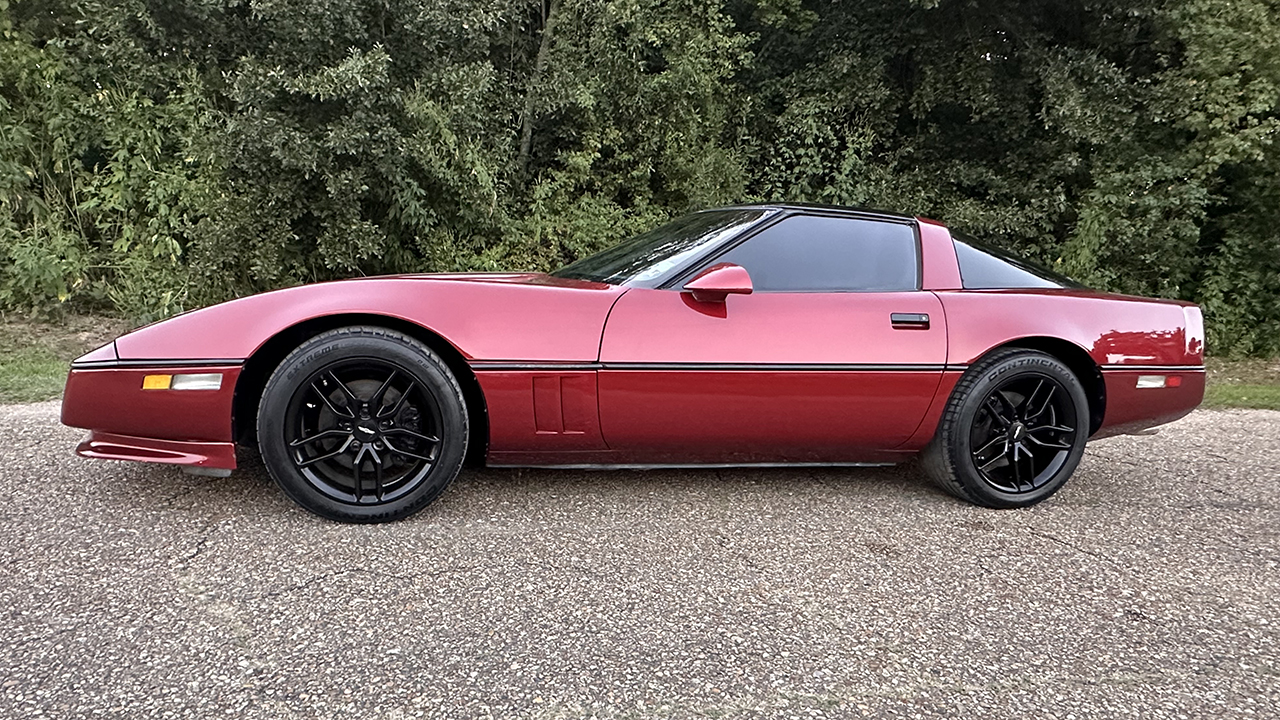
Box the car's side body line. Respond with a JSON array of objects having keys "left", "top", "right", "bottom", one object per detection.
[
  {"left": 1099, "top": 364, "right": 1205, "bottom": 372},
  {"left": 470, "top": 362, "right": 605, "bottom": 371},
  {"left": 72, "top": 358, "right": 246, "bottom": 369},
  {"left": 470, "top": 362, "right": 962, "bottom": 372}
]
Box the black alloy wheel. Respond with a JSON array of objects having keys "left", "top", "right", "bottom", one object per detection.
[
  {"left": 258, "top": 326, "right": 468, "bottom": 523},
  {"left": 967, "top": 374, "right": 1076, "bottom": 494},
  {"left": 286, "top": 360, "right": 442, "bottom": 505},
  {"left": 922, "top": 349, "right": 1090, "bottom": 508}
]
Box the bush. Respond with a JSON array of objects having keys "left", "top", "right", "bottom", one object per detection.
[{"left": 1, "top": 0, "right": 1278, "bottom": 355}]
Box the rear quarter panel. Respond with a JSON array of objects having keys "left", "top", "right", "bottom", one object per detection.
[
  {"left": 939, "top": 289, "right": 1201, "bottom": 367},
  {"left": 938, "top": 289, "right": 1204, "bottom": 436}
]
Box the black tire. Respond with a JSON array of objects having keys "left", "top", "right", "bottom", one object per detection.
[
  {"left": 921, "top": 349, "right": 1090, "bottom": 508},
  {"left": 257, "top": 326, "right": 468, "bottom": 523}
]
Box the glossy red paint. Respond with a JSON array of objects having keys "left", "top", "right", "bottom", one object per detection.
[
  {"left": 114, "top": 273, "right": 623, "bottom": 363},
  {"left": 935, "top": 289, "right": 1203, "bottom": 368},
  {"left": 76, "top": 431, "right": 237, "bottom": 469},
  {"left": 61, "top": 210, "right": 1206, "bottom": 476},
  {"left": 682, "top": 263, "right": 754, "bottom": 302},
  {"left": 484, "top": 446, "right": 915, "bottom": 466},
  {"left": 595, "top": 287, "right": 946, "bottom": 457},
  {"left": 62, "top": 365, "right": 241, "bottom": 443},
  {"left": 76, "top": 341, "right": 118, "bottom": 364},
  {"left": 1094, "top": 369, "right": 1206, "bottom": 438},
  {"left": 917, "top": 218, "right": 963, "bottom": 291},
  {"left": 597, "top": 370, "right": 941, "bottom": 460},
  {"left": 599, "top": 288, "right": 945, "bottom": 365},
  {"left": 900, "top": 371, "right": 965, "bottom": 451},
  {"left": 475, "top": 370, "right": 607, "bottom": 452}
]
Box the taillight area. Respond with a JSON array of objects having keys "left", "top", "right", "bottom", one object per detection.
[
  {"left": 1183, "top": 305, "right": 1205, "bottom": 364},
  {"left": 1136, "top": 375, "right": 1183, "bottom": 389}
]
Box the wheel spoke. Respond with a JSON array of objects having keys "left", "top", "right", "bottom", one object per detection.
[
  {"left": 984, "top": 396, "right": 1012, "bottom": 429},
  {"left": 370, "top": 447, "right": 384, "bottom": 500},
  {"left": 1007, "top": 443, "right": 1023, "bottom": 487},
  {"left": 377, "top": 380, "right": 416, "bottom": 419},
  {"left": 994, "top": 391, "right": 1019, "bottom": 422},
  {"left": 384, "top": 438, "right": 434, "bottom": 462},
  {"left": 370, "top": 371, "right": 397, "bottom": 415},
  {"left": 289, "top": 429, "right": 350, "bottom": 448},
  {"left": 351, "top": 444, "right": 366, "bottom": 501},
  {"left": 972, "top": 435, "right": 1005, "bottom": 460},
  {"left": 1027, "top": 434, "right": 1072, "bottom": 451},
  {"left": 1018, "top": 443, "right": 1036, "bottom": 487},
  {"left": 978, "top": 441, "right": 1008, "bottom": 472},
  {"left": 383, "top": 427, "right": 439, "bottom": 444},
  {"left": 327, "top": 371, "right": 361, "bottom": 412},
  {"left": 1029, "top": 424, "right": 1074, "bottom": 435},
  {"left": 297, "top": 437, "right": 355, "bottom": 467},
  {"left": 1026, "top": 382, "right": 1056, "bottom": 422},
  {"left": 312, "top": 380, "right": 354, "bottom": 419},
  {"left": 1018, "top": 380, "right": 1045, "bottom": 416}
]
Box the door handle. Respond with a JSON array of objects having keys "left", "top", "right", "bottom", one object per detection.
[{"left": 890, "top": 312, "right": 930, "bottom": 329}]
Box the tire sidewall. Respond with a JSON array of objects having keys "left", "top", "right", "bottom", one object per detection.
[
  {"left": 951, "top": 353, "right": 1090, "bottom": 508},
  {"left": 258, "top": 329, "right": 468, "bottom": 522}
]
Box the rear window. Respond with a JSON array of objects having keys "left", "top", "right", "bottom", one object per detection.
[{"left": 952, "top": 234, "right": 1083, "bottom": 289}]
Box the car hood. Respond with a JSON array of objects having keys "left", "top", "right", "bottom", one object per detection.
[
  {"left": 108, "top": 272, "right": 625, "bottom": 363},
  {"left": 370, "top": 272, "right": 612, "bottom": 290}
]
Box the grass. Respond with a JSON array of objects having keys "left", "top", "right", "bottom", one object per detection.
[
  {"left": 0, "top": 314, "right": 128, "bottom": 404},
  {"left": 0, "top": 313, "right": 1277, "bottom": 409},
  {"left": 1203, "top": 356, "right": 1280, "bottom": 410}
]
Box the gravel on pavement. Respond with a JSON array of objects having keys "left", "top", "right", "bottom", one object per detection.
[{"left": 1, "top": 403, "right": 1277, "bottom": 719}]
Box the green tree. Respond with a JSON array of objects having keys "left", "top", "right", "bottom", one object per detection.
[{"left": 1, "top": 0, "right": 1277, "bottom": 354}]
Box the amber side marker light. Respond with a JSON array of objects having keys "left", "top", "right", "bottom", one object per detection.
[
  {"left": 141, "top": 373, "right": 223, "bottom": 390},
  {"left": 1136, "top": 375, "right": 1182, "bottom": 389}
]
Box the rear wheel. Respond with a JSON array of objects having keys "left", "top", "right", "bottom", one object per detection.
[
  {"left": 922, "top": 349, "right": 1089, "bottom": 508},
  {"left": 257, "top": 326, "right": 468, "bottom": 523}
]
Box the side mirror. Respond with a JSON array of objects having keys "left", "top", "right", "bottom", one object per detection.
[{"left": 682, "top": 263, "right": 753, "bottom": 303}]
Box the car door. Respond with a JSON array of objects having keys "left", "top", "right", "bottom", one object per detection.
[{"left": 596, "top": 212, "right": 947, "bottom": 463}]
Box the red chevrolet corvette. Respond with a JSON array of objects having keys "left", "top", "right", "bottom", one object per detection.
[{"left": 62, "top": 205, "right": 1204, "bottom": 522}]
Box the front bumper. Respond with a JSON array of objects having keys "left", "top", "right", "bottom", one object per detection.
[
  {"left": 61, "top": 361, "right": 243, "bottom": 470},
  {"left": 76, "top": 430, "right": 237, "bottom": 469}
]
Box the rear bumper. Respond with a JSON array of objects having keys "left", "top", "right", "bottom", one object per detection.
[
  {"left": 61, "top": 362, "right": 242, "bottom": 470},
  {"left": 1095, "top": 366, "right": 1206, "bottom": 438},
  {"left": 76, "top": 431, "right": 237, "bottom": 469}
]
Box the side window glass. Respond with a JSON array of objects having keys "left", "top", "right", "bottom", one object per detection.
[{"left": 706, "top": 215, "right": 918, "bottom": 292}]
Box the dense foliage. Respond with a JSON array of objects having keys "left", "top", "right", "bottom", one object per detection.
[{"left": 2, "top": 0, "right": 1278, "bottom": 354}]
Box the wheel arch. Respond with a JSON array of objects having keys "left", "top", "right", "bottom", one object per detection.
[
  {"left": 982, "top": 336, "right": 1106, "bottom": 436},
  {"left": 232, "top": 313, "right": 489, "bottom": 467}
]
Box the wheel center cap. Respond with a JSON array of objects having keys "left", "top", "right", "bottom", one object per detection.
[
  {"left": 354, "top": 423, "right": 378, "bottom": 441},
  {"left": 1009, "top": 422, "right": 1026, "bottom": 441}
]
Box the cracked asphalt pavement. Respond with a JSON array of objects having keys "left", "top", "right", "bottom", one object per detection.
[{"left": 1, "top": 402, "right": 1277, "bottom": 719}]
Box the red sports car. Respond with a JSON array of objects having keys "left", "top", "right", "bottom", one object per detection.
[{"left": 61, "top": 205, "right": 1205, "bottom": 522}]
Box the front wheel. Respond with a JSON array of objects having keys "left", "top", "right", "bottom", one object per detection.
[
  {"left": 257, "top": 326, "right": 468, "bottom": 523},
  {"left": 922, "top": 349, "right": 1090, "bottom": 508}
]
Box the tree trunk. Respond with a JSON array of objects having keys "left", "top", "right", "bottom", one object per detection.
[{"left": 517, "top": 0, "right": 560, "bottom": 178}]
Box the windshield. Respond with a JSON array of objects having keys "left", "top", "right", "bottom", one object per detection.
[
  {"left": 952, "top": 233, "right": 1085, "bottom": 289},
  {"left": 552, "top": 209, "right": 770, "bottom": 286}
]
